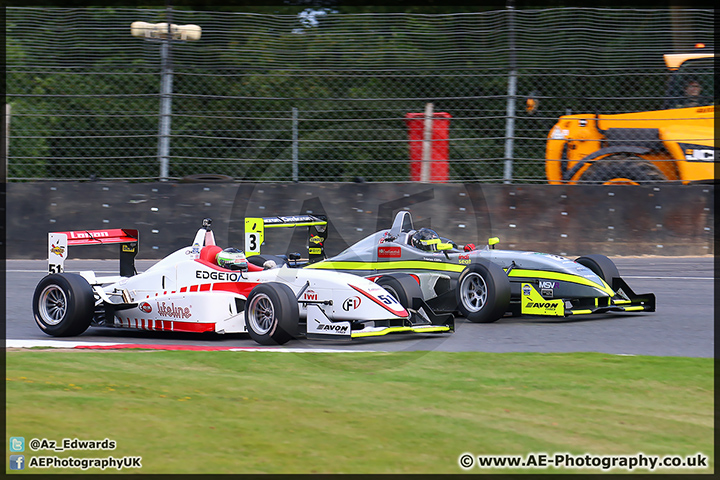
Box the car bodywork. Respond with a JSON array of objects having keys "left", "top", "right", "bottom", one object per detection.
[
  {"left": 246, "top": 211, "right": 656, "bottom": 323},
  {"left": 33, "top": 219, "right": 453, "bottom": 345}
]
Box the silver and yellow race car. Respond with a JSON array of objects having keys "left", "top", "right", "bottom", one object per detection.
[{"left": 245, "top": 211, "right": 655, "bottom": 323}]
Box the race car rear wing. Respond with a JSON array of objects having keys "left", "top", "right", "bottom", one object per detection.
[
  {"left": 244, "top": 215, "right": 328, "bottom": 263},
  {"left": 48, "top": 228, "right": 139, "bottom": 276}
]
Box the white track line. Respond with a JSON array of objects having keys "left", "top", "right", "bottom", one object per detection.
[
  {"left": 6, "top": 340, "right": 125, "bottom": 348},
  {"left": 5, "top": 339, "right": 376, "bottom": 353}
]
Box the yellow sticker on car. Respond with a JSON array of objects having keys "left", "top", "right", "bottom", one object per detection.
[{"left": 521, "top": 283, "right": 565, "bottom": 316}]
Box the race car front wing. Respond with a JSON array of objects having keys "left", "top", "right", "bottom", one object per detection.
[
  {"left": 520, "top": 278, "right": 656, "bottom": 317},
  {"left": 305, "top": 298, "right": 454, "bottom": 341}
]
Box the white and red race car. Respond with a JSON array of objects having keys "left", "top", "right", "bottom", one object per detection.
[{"left": 33, "top": 218, "right": 453, "bottom": 345}]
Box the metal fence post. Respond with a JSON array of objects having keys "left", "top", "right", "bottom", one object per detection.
[
  {"left": 1, "top": 104, "right": 9, "bottom": 183},
  {"left": 292, "top": 107, "right": 299, "bottom": 182},
  {"left": 421, "top": 102, "right": 434, "bottom": 183},
  {"left": 503, "top": 0, "right": 516, "bottom": 184}
]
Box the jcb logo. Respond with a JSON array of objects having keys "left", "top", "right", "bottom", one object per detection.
[{"left": 685, "top": 149, "right": 714, "bottom": 161}]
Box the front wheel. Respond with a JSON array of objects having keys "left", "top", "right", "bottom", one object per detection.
[
  {"left": 245, "top": 283, "right": 299, "bottom": 345},
  {"left": 456, "top": 263, "right": 510, "bottom": 323},
  {"left": 575, "top": 254, "right": 619, "bottom": 285},
  {"left": 581, "top": 157, "right": 667, "bottom": 185},
  {"left": 32, "top": 273, "right": 95, "bottom": 336},
  {"left": 375, "top": 273, "right": 423, "bottom": 309}
]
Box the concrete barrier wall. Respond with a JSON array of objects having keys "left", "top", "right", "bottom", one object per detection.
[{"left": 7, "top": 182, "right": 714, "bottom": 260}]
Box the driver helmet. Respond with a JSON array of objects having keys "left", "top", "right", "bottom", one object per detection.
[
  {"left": 216, "top": 247, "right": 248, "bottom": 270},
  {"left": 412, "top": 228, "right": 441, "bottom": 251}
]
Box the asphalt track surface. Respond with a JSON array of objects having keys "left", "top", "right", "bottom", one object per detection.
[{"left": 6, "top": 257, "right": 714, "bottom": 357}]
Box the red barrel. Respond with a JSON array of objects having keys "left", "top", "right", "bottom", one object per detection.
[{"left": 405, "top": 112, "right": 451, "bottom": 182}]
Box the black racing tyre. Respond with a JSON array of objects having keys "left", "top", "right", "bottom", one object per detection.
[
  {"left": 456, "top": 262, "right": 511, "bottom": 323},
  {"left": 32, "top": 273, "right": 95, "bottom": 337},
  {"left": 581, "top": 156, "right": 667, "bottom": 185},
  {"left": 375, "top": 273, "right": 423, "bottom": 309},
  {"left": 575, "top": 254, "right": 619, "bottom": 285},
  {"left": 245, "top": 283, "right": 299, "bottom": 345}
]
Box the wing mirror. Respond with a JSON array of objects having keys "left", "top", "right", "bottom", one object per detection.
[
  {"left": 437, "top": 242, "right": 453, "bottom": 251},
  {"left": 488, "top": 237, "right": 499, "bottom": 249}
]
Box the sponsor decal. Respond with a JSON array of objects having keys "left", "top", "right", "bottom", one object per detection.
[
  {"left": 195, "top": 270, "right": 240, "bottom": 282},
  {"left": 525, "top": 301, "right": 558, "bottom": 310},
  {"left": 265, "top": 215, "right": 317, "bottom": 224},
  {"left": 522, "top": 284, "right": 532, "bottom": 296},
  {"left": 303, "top": 290, "right": 318, "bottom": 301},
  {"left": 309, "top": 235, "right": 323, "bottom": 245},
  {"left": 541, "top": 289, "right": 554, "bottom": 298},
  {"left": 317, "top": 324, "right": 349, "bottom": 333},
  {"left": 423, "top": 256, "right": 443, "bottom": 262},
  {"left": 684, "top": 148, "right": 714, "bottom": 161},
  {"left": 139, "top": 302, "right": 152, "bottom": 314},
  {"left": 68, "top": 231, "right": 110, "bottom": 239},
  {"left": 458, "top": 253, "right": 471, "bottom": 264},
  {"left": 309, "top": 247, "right": 322, "bottom": 255},
  {"left": 342, "top": 296, "right": 362, "bottom": 311},
  {"left": 377, "top": 246, "right": 401, "bottom": 258},
  {"left": 50, "top": 243, "right": 65, "bottom": 258},
  {"left": 539, "top": 281, "right": 559, "bottom": 289},
  {"left": 122, "top": 243, "right": 137, "bottom": 253},
  {"left": 156, "top": 301, "right": 192, "bottom": 319}
]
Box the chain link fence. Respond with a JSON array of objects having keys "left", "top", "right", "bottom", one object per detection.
[{"left": 5, "top": 7, "right": 715, "bottom": 183}]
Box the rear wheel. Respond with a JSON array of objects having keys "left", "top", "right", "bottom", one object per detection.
[
  {"left": 456, "top": 263, "right": 511, "bottom": 323},
  {"left": 375, "top": 273, "right": 423, "bottom": 309},
  {"left": 581, "top": 156, "right": 666, "bottom": 185},
  {"left": 245, "top": 283, "right": 299, "bottom": 345},
  {"left": 33, "top": 273, "right": 95, "bottom": 336},
  {"left": 575, "top": 254, "right": 619, "bottom": 285}
]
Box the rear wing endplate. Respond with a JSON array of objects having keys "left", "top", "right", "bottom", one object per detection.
[
  {"left": 48, "top": 228, "right": 139, "bottom": 276},
  {"left": 244, "top": 215, "right": 327, "bottom": 263}
]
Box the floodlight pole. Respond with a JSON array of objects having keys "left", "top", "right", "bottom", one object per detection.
[
  {"left": 131, "top": 10, "right": 201, "bottom": 182},
  {"left": 158, "top": 33, "right": 173, "bottom": 181}
]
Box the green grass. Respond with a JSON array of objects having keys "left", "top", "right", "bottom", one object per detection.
[{"left": 5, "top": 350, "right": 714, "bottom": 474}]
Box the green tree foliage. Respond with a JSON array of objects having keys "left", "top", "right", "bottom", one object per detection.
[{"left": 5, "top": 6, "right": 714, "bottom": 182}]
